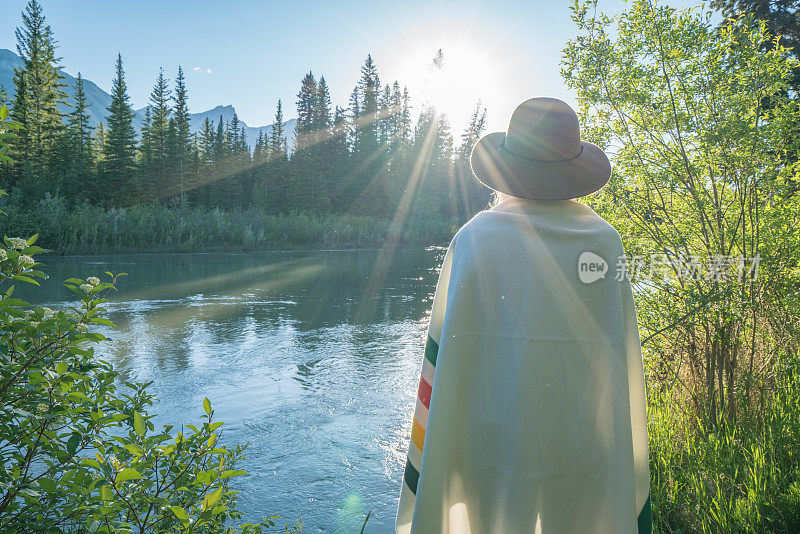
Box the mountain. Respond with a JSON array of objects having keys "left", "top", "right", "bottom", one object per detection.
[
  {"left": 133, "top": 104, "right": 297, "bottom": 150},
  {"left": 0, "top": 48, "right": 295, "bottom": 150},
  {"left": 1, "top": 47, "right": 113, "bottom": 129}
]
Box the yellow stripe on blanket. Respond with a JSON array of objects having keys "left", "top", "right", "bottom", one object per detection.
[{"left": 411, "top": 417, "right": 426, "bottom": 452}]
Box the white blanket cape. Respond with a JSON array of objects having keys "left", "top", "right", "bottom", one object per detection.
[{"left": 395, "top": 197, "right": 651, "bottom": 533}]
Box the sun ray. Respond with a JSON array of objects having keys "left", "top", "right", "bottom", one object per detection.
[{"left": 354, "top": 115, "right": 442, "bottom": 324}]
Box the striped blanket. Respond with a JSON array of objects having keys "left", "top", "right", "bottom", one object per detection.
[{"left": 395, "top": 197, "right": 652, "bottom": 533}]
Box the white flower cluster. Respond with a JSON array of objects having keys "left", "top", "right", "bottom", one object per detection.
[
  {"left": 87, "top": 276, "right": 101, "bottom": 286},
  {"left": 75, "top": 323, "right": 89, "bottom": 333},
  {"left": 17, "top": 255, "right": 34, "bottom": 269},
  {"left": 80, "top": 284, "right": 94, "bottom": 294},
  {"left": 6, "top": 237, "right": 27, "bottom": 250},
  {"left": 0, "top": 249, "right": 6, "bottom": 261}
]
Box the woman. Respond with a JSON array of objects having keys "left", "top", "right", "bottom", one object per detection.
[{"left": 395, "top": 98, "right": 651, "bottom": 533}]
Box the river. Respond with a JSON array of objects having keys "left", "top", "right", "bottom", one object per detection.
[{"left": 21, "top": 247, "right": 447, "bottom": 533}]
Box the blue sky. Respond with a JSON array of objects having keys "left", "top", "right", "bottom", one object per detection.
[{"left": 1, "top": 0, "right": 709, "bottom": 134}]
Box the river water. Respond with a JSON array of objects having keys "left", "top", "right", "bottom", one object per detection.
[{"left": 22, "top": 248, "right": 447, "bottom": 533}]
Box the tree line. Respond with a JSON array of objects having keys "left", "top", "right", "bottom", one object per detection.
[{"left": 0, "top": 0, "right": 490, "bottom": 222}]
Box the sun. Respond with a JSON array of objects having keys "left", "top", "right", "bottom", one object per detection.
[{"left": 395, "top": 38, "right": 503, "bottom": 129}]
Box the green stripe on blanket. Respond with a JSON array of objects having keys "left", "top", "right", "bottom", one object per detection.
[
  {"left": 638, "top": 493, "right": 652, "bottom": 534},
  {"left": 404, "top": 334, "right": 439, "bottom": 497},
  {"left": 424, "top": 335, "right": 439, "bottom": 366},
  {"left": 404, "top": 458, "right": 420, "bottom": 494}
]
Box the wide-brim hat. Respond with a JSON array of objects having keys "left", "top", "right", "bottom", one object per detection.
[{"left": 470, "top": 97, "right": 611, "bottom": 200}]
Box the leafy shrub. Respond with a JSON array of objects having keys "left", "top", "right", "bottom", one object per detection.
[{"left": 0, "top": 233, "right": 293, "bottom": 533}]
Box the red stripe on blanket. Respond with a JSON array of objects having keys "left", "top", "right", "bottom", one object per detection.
[{"left": 418, "top": 375, "right": 432, "bottom": 409}]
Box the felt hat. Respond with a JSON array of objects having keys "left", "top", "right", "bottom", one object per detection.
[{"left": 470, "top": 97, "right": 611, "bottom": 200}]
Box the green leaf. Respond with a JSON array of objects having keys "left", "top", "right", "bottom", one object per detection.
[
  {"left": 55, "top": 361, "right": 68, "bottom": 374},
  {"left": 219, "top": 469, "right": 247, "bottom": 479},
  {"left": 66, "top": 432, "right": 81, "bottom": 455},
  {"left": 202, "top": 486, "right": 223, "bottom": 511},
  {"left": 133, "top": 410, "right": 145, "bottom": 436},
  {"left": 81, "top": 459, "right": 103, "bottom": 470},
  {"left": 123, "top": 443, "right": 143, "bottom": 457},
  {"left": 89, "top": 317, "right": 116, "bottom": 327},
  {"left": 115, "top": 468, "right": 142, "bottom": 483},
  {"left": 38, "top": 478, "right": 57, "bottom": 492},
  {"left": 12, "top": 275, "right": 39, "bottom": 285},
  {"left": 169, "top": 506, "right": 190, "bottom": 524},
  {"left": 203, "top": 397, "right": 212, "bottom": 415},
  {"left": 0, "top": 298, "right": 30, "bottom": 307}
]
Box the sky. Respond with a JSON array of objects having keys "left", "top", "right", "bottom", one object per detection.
[{"left": 1, "top": 0, "right": 711, "bottom": 135}]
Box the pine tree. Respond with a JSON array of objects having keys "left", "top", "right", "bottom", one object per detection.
[
  {"left": 314, "top": 76, "right": 332, "bottom": 134},
  {"left": 93, "top": 121, "right": 106, "bottom": 160},
  {"left": 228, "top": 114, "right": 240, "bottom": 155},
  {"left": 378, "top": 83, "right": 391, "bottom": 146},
  {"left": 388, "top": 81, "right": 402, "bottom": 144},
  {"left": 148, "top": 68, "right": 172, "bottom": 189},
  {"left": 139, "top": 106, "right": 152, "bottom": 167},
  {"left": 400, "top": 86, "right": 412, "bottom": 145},
  {"left": 458, "top": 102, "right": 486, "bottom": 161},
  {"left": 101, "top": 53, "right": 137, "bottom": 205},
  {"left": 214, "top": 116, "right": 225, "bottom": 161},
  {"left": 269, "top": 99, "right": 286, "bottom": 158},
  {"left": 165, "top": 117, "right": 178, "bottom": 198},
  {"left": 329, "top": 105, "right": 350, "bottom": 210},
  {"left": 203, "top": 116, "right": 227, "bottom": 208},
  {"left": 199, "top": 117, "right": 215, "bottom": 165},
  {"left": 239, "top": 125, "right": 248, "bottom": 154},
  {"left": 258, "top": 100, "right": 287, "bottom": 211},
  {"left": 294, "top": 71, "right": 317, "bottom": 151},
  {"left": 66, "top": 72, "right": 94, "bottom": 199},
  {"left": 224, "top": 114, "right": 243, "bottom": 208},
  {"left": 357, "top": 55, "right": 380, "bottom": 156},
  {"left": 456, "top": 102, "right": 489, "bottom": 215},
  {"left": 9, "top": 69, "right": 29, "bottom": 172},
  {"left": 351, "top": 55, "right": 383, "bottom": 213},
  {"left": 291, "top": 72, "right": 320, "bottom": 210},
  {"left": 312, "top": 75, "right": 333, "bottom": 211},
  {"left": 194, "top": 116, "right": 216, "bottom": 205},
  {"left": 11, "top": 0, "right": 67, "bottom": 196},
  {"left": 348, "top": 86, "right": 360, "bottom": 152},
  {"left": 254, "top": 129, "right": 265, "bottom": 162},
  {"left": 172, "top": 66, "right": 191, "bottom": 198}
]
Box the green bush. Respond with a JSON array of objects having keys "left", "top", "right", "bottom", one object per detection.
[{"left": 0, "top": 232, "right": 295, "bottom": 533}]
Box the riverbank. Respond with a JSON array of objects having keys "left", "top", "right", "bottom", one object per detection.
[{"left": 0, "top": 198, "right": 463, "bottom": 255}]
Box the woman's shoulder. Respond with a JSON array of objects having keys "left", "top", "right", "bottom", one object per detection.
[
  {"left": 450, "top": 203, "right": 623, "bottom": 250},
  {"left": 450, "top": 210, "right": 496, "bottom": 241}
]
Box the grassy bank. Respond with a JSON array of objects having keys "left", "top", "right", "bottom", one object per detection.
[
  {"left": 647, "top": 356, "right": 800, "bottom": 533},
  {"left": 0, "top": 196, "right": 462, "bottom": 254}
]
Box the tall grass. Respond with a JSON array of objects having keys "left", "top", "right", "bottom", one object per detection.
[
  {"left": 648, "top": 353, "right": 800, "bottom": 533},
  {"left": 0, "top": 195, "right": 461, "bottom": 254}
]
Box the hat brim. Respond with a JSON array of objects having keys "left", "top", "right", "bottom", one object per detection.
[{"left": 469, "top": 132, "right": 611, "bottom": 200}]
